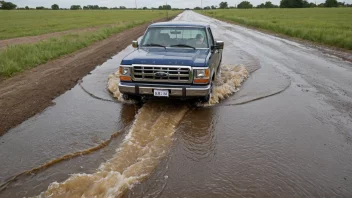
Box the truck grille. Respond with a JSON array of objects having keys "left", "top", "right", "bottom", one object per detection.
[{"left": 132, "top": 65, "right": 192, "bottom": 84}]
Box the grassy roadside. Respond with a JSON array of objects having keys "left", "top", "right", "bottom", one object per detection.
[
  {"left": 0, "top": 10, "right": 174, "bottom": 39},
  {"left": 198, "top": 8, "right": 352, "bottom": 50},
  {"left": 0, "top": 11, "right": 181, "bottom": 77}
]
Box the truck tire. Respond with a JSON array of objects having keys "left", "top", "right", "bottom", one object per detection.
[
  {"left": 122, "top": 94, "right": 142, "bottom": 102},
  {"left": 200, "top": 82, "right": 213, "bottom": 103}
]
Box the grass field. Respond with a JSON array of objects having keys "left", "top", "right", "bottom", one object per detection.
[
  {"left": 0, "top": 10, "right": 181, "bottom": 77},
  {"left": 0, "top": 10, "right": 174, "bottom": 39},
  {"left": 200, "top": 8, "right": 352, "bottom": 50}
]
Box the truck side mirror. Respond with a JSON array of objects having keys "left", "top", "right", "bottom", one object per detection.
[
  {"left": 132, "top": 40, "right": 138, "bottom": 48},
  {"left": 215, "top": 41, "right": 224, "bottom": 49}
]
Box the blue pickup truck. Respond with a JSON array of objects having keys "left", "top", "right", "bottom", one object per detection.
[{"left": 118, "top": 21, "right": 223, "bottom": 102}]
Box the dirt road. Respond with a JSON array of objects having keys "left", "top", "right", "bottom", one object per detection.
[{"left": 0, "top": 11, "right": 352, "bottom": 197}]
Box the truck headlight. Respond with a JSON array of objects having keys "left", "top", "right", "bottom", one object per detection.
[
  {"left": 119, "top": 66, "right": 132, "bottom": 81},
  {"left": 122, "top": 68, "right": 129, "bottom": 75},
  {"left": 194, "top": 68, "right": 210, "bottom": 84},
  {"left": 196, "top": 70, "right": 205, "bottom": 78},
  {"left": 195, "top": 69, "right": 210, "bottom": 78},
  {"left": 119, "top": 67, "right": 130, "bottom": 76}
]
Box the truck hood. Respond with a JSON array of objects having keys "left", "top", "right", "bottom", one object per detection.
[{"left": 121, "top": 48, "right": 209, "bottom": 67}]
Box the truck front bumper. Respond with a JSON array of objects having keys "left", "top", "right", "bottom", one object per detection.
[{"left": 119, "top": 82, "right": 211, "bottom": 97}]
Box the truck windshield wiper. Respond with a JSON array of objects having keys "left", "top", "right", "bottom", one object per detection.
[
  {"left": 143, "top": 43, "right": 166, "bottom": 49},
  {"left": 170, "top": 44, "right": 195, "bottom": 50}
]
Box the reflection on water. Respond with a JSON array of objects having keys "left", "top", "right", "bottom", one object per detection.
[{"left": 178, "top": 107, "right": 217, "bottom": 161}]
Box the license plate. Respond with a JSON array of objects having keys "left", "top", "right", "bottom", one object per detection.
[{"left": 154, "top": 89, "right": 169, "bottom": 97}]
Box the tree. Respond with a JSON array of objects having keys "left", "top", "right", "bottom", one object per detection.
[
  {"left": 337, "top": 2, "right": 345, "bottom": 6},
  {"left": 262, "top": 1, "right": 279, "bottom": 7},
  {"left": 51, "top": 4, "right": 59, "bottom": 10},
  {"left": 119, "top": 6, "right": 126, "bottom": 9},
  {"left": 25, "top": 6, "right": 29, "bottom": 9},
  {"left": 257, "top": 3, "right": 265, "bottom": 8},
  {"left": 257, "top": 1, "right": 279, "bottom": 8},
  {"left": 143, "top": 7, "right": 148, "bottom": 10},
  {"left": 309, "top": 2, "right": 316, "bottom": 7},
  {"left": 219, "top": 2, "right": 228, "bottom": 9},
  {"left": 158, "top": 5, "right": 171, "bottom": 10},
  {"left": 70, "top": 5, "right": 82, "bottom": 10},
  {"left": 280, "top": 0, "right": 304, "bottom": 8},
  {"left": 302, "top": 0, "right": 311, "bottom": 7},
  {"left": 83, "top": 5, "right": 100, "bottom": 9},
  {"left": 36, "top": 6, "right": 45, "bottom": 10},
  {"left": 325, "top": 0, "right": 338, "bottom": 7},
  {"left": 211, "top": 5, "right": 217, "bottom": 9},
  {"left": 237, "top": 1, "right": 253, "bottom": 8},
  {"left": 193, "top": 6, "right": 202, "bottom": 10},
  {"left": 0, "top": 1, "right": 17, "bottom": 10},
  {"left": 204, "top": 6, "right": 211, "bottom": 9}
]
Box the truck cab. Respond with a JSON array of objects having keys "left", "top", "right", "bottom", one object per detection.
[{"left": 118, "top": 21, "right": 223, "bottom": 102}]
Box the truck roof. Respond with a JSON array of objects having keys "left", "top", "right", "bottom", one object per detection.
[{"left": 149, "top": 21, "right": 209, "bottom": 28}]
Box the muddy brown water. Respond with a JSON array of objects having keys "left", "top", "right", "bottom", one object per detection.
[{"left": 1, "top": 11, "right": 352, "bottom": 198}]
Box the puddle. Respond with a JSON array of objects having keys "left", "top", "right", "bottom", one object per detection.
[{"left": 29, "top": 64, "right": 249, "bottom": 197}]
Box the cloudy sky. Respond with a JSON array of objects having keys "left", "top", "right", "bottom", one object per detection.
[{"left": 11, "top": 0, "right": 351, "bottom": 8}]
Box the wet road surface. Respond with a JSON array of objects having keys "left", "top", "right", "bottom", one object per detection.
[{"left": 1, "top": 11, "right": 352, "bottom": 197}]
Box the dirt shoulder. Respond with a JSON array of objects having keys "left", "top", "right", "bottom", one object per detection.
[{"left": 0, "top": 19, "right": 167, "bottom": 136}]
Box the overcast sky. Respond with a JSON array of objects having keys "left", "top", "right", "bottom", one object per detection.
[{"left": 11, "top": 0, "right": 352, "bottom": 8}]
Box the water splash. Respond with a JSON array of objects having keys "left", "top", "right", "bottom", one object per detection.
[
  {"left": 210, "top": 65, "right": 248, "bottom": 104},
  {"left": 107, "top": 71, "right": 124, "bottom": 102}
]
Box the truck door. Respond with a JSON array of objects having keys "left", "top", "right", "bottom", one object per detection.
[{"left": 207, "top": 27, "right": 220, "bottom": 76}]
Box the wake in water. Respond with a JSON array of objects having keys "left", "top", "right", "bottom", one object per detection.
[
  {"left": 36, "top": 102, "right": 188, "bottom": 198},
  {"left": 107, "top": 65, "right": 248, "bottom": 105}
]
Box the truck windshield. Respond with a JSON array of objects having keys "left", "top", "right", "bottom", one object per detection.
[{"left": 141, "top": 27, "right": 209, "bottom": 49}]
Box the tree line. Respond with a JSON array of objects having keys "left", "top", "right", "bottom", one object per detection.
[
  {"left": 199, "top": 0, "right": 351, "bottom": 9},
  {"left": 1, "top": 0, "right": 351, "bottom": 10},
  {"left": 0, "top": 1, "right": 176, "bottom": 10}
]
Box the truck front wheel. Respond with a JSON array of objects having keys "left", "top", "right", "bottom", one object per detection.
[
  {"left": 200, "top": 82, "right": 213, "bottom": 103},
  {"left": 122, "top": 94, "right": 142, "bottom": 102}
]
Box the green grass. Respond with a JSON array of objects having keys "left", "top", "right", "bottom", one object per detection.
[
  {"left": 0, "top": 10, "right": 181, "bottom": 77},
  {"left": 199, "top": 8, "right": 352, "bottom": 50},
  {"left": 0, "top": 10, "right": 175, "bottom": 39}
]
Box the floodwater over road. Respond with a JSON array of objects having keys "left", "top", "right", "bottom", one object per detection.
[{"left": 1, "top": 11, "right": 352, "bottom": 197}]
